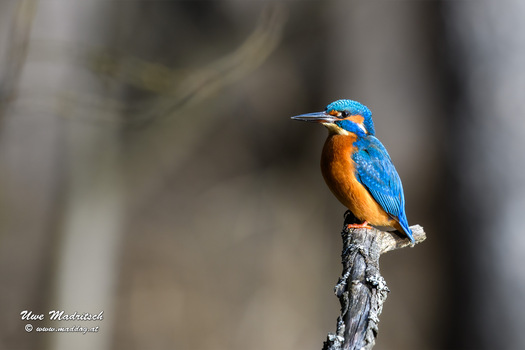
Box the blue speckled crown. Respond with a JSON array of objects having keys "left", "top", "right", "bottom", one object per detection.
[{"left": 325, "top": 99, "right": 375, "bottom": 136}]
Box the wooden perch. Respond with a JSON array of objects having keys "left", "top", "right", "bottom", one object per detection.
[{"left": 322, "top": 213, "right": 426, "bottom": 350}]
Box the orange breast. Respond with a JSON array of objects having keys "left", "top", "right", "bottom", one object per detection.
[{"left": 321, "top": 134, "right": 397, "bottom": 228}]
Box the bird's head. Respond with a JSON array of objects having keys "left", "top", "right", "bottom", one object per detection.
[{"left": 291, "top": 99, "right": 375, "bottom": 137}]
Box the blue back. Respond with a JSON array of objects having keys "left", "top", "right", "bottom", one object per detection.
[{"left": 352, "top": 135, "right": 413, "bottom": 241}]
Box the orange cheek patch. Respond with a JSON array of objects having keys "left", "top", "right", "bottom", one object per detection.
[
  {"left": 328, "top": 110, "right": 342, "bottom": 117},
  {"left": 347, "top": 115, "right": 364, "bottom": 124}
]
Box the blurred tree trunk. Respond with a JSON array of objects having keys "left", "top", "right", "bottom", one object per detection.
[
  {"left": 0, "top": 2, "right": 124, "bottom": 350},
  {"left": 43, "top": 4, "right": 125, "bottom": 350},
  {"left": 444, "top": 2, "right": 525, "bottom": 349},
  {"left": 0, "top": 2, "right": 51, "bottom": 350}
]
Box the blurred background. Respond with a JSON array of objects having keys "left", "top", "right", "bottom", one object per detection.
[{"left": 1, "top": 1, "right": 525, "bottom": 350}]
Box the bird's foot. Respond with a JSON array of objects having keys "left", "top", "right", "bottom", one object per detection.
[{"left": 346, "top": 221, "right": 374, "bottom": 230}]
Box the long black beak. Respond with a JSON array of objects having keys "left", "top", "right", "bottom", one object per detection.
[{"left": 291, "top": 111, "right": 337, "bottom": 123}]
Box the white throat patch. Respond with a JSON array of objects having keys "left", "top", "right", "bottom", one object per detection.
[
  {"left": 322, "top": 122, "right": 368, "bottom": 135},
  {"left": 322, "top": 123, "right": 349, "bottom": 135}
]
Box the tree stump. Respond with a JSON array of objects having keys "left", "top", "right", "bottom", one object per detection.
[{"left": 322, "top": 213, "right": 426, "bottom": 350}]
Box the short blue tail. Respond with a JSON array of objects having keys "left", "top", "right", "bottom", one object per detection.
[{"left": 398, "top": 214, "right": 414, "bottom": 243}]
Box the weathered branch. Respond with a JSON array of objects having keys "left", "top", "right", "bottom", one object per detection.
[{"left": 322, "top": 214, "right": 426, "bottom": 350}]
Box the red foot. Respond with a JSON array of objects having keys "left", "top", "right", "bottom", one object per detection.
[{"left": 346, "top": 221, "right": 373, "bottom": 230}]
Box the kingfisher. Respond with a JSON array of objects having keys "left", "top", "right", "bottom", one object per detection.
[{"left": 292, "top": 99, "right": 414, "bottom": 243}]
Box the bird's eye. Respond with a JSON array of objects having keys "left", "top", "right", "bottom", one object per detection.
[{"left": 340, "top": 111, "right": 348, "bottom": 118}]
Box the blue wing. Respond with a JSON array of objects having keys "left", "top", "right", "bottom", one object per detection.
[{"left": 352, "top": 136, "right": 413, "bottom": 242}]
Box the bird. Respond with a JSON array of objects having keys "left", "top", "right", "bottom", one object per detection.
[{"left": 291, "top": 99, "right": 414, "bottom": 243}]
